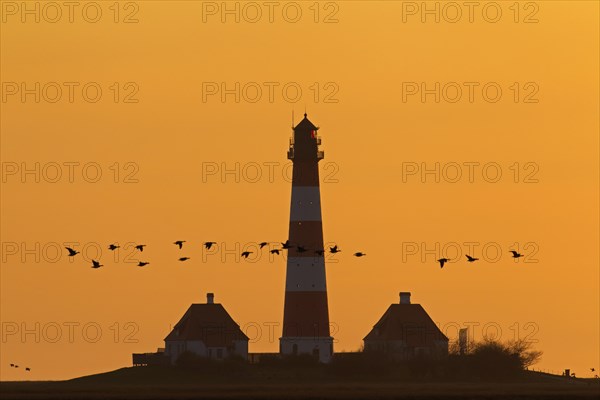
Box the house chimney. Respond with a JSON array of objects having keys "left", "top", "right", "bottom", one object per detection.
[
  {"left": 207, "top": 293, "right": 214, "bottom": 304},
  {"left": 400, "top": 292, "right": 411, "bottom": 304}
]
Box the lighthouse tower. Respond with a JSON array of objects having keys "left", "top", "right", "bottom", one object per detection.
[{"left": 280, "top": 113, "right": 333, "bottom": 363}]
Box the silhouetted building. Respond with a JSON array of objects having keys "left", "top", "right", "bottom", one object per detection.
[
  {"left": 132, "top": 293, "right": 248, "bottom": 366},
  {"left": 280, "top": 113, "right": 333, "bottom": 363},
  {"left": 164, "top": 293, "right": 249, "bottom": 363},
  {"left": 363, "top": 292, "right": 448, "bottom": 360}
]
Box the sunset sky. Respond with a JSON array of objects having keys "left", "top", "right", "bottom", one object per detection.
[{"left": 1, "top": 1, "right": 598, "bottom": 381}]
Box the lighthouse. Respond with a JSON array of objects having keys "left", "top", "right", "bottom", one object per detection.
[{"left": 280, "top": 113, "right": 333, "bottom": 363}]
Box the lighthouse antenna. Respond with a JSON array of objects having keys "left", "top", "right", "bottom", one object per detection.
[{"left": 291, "top": 110, "right": 294, "bottom": 128}]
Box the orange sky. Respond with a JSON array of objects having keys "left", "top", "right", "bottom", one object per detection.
[{"left": 1, "top": 0, "right": 598, "bottom": 381}]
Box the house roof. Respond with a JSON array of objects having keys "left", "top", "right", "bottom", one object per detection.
[
  {"left": 164, "top": 303, "right": 249, "bottom": 346},
  {"left": 363, "top": 304, "right": 448, "bottom": 344}
]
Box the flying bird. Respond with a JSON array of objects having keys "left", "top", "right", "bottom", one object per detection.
[
  {"left": 178, "top": 257, "right": 190, "bottom": 262},
  {"left": 297, "top": 246, "right": 307, "bottom": 253},
  {"left": 91, "top": 260, "right": 103, "bottom": 269},
  {"left": 315, "top": 249, "right": 325, "bottom": 256},
  {"left": 174, "top": 241, "right": 186, "bottom": 249},
  {"left": 204, "top": 242, "right": 217, "bottom": 250},
  {"left": 25, "top": 367, "right": 30, "bottom": 372},
  {"left": 259, "top": 242, "right": 269, "bottom": 249},
  {"left": 65, "top": 247, "right": 79, "bottom": 257},
  {"left": 281, "top": 240, "right": 293, "bottom": 249},
  {"left": 354, "top": 252, "right": 366, "bottom": 257},
  {"left": 137, "top": 261, "right": 150, "bottom": 267},
  {"left": 108, "top": 244, "right": 119, "bottom": 251},
  {"left": 466, "top": 255, "right": 479, "bottom": 262},
  {"left": 330, "top": 245, "right": 341, "bottom": 254},
  {"left": 270, "top": 249, "right": 280, "bottom": 255},
  {"left": 14, "top": 365, "right": 18, "bottom": 368},
  {"left": 591, "top": 368, "right": 596, "bottom": 372},
  {"left": 510, "top": 250, "right": 523, "bottom": 258},
  {"left": 241, "top": 251, "right": 253, "bottom": 259},
  {"left": 135, "top": 244, "right": 146, "bottom": 252},
  {"left": 437, "top": 258, "right": 450, "bottom": 268},
  {"left": 10, "top": 364, "right": 14, "bottom": 367}
]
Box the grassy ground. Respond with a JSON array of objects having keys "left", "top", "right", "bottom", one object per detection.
[{"left": 1, "top": 367, "right": 599, "bottom": 399}]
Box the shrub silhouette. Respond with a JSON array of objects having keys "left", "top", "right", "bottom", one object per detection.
[
  {"left": 469, "top": 340, "right": 522, "bottom": 379},
  {"left": 448, "top": 339, "right": 543, "bottom": 380},
  {"left": 328, "top": 351, "right": 394, "bottom": 378},
  {"left": 175, "top": 351, "right": 213, "bottom": 370},
  {"left": 175, "top": 351, "right": 248, "bottom": 375},
  {"left": 171, "top": 339, "right": 542, "bottom": 381}
]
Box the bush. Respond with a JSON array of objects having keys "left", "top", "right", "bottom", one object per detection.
[
  {"left": 175, "top": 351, "right": 214, "bottom": 370},
  {"left": 469, "top": 340, "right": 523, "bottom": 379},
  {"left": 253, "top": 353, "right": 321, "bottom": 372},
  {"left": 506, "top": 339, "right": 543, "bottom": 369},
  {"left": 407, "top": 354, "right": 437, "bottom": 378},
  {"left": 328, "top": 351, "right": 394, "bottom": 378},
  {"left": 175, "top": 351, "right": 249, "bottom": 375}
]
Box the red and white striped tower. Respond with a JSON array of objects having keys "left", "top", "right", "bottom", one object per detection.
[{"left": 280, "top": 113, "right": 333, "bottom": 363}]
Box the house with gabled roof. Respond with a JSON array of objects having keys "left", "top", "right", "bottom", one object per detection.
[
  {"left": 363, "top": 292, "right": 448, "bottom": 361},
  {"left": 164, "top": 293, "right": 249, "bottom": 363},
  {"left": 133, "top": 293, "right": 249, "bottom": 366}
]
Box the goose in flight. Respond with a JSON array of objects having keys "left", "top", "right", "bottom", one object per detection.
[
  {"left": 510, "top": 250, "right": 523, "bottom": 259},
  {"left": 65, "top": 247, "right": 79, "bottom": 257}
]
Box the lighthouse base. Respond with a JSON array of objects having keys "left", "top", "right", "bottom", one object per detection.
[{"left": 279, "top": 336, "right": 333, "bottom": 363}]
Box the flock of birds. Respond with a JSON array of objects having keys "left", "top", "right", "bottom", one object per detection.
[
  {"left": 64, "top": 240, "right": 367, "bottom": 269},
  {"left": 437, "top": 250, "right": 525, "bottom": 268},
  {"left": 64, "top": 241, "right": 528, "bottom": 269},
  {"left": 8, "top": 244, "right": 595, "bottom": 377}
]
